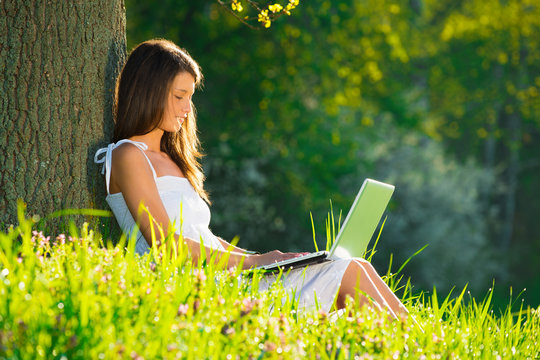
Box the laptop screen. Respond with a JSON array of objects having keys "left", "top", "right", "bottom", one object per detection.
[{"left": 329, "top": 179, "right": 394, "bottom": 258}]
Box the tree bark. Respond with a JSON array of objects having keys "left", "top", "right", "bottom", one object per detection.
[
  {"left": 500, "top": 42, "right": 529, "bottom": 250},
  {"left": 0, "top": 0, "right": 126, "bottom": 225},
  {"left": 500, "top": 110, "right": 519, "bottom": 250}
]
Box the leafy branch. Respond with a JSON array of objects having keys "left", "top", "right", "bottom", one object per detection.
[{"left": 216, "top": 0, "right": 300, "bottom": 29}]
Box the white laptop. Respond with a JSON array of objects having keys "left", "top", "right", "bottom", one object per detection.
[{"left": 258, "top": 178, "right": 395, "bottom": 272}]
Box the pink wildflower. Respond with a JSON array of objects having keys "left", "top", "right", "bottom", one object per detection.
[{"left": 177, "top": 303, "right": 189, "bottom": 316}]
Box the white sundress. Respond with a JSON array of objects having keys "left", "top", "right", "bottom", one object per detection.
[{"left": 94, "top": 139, "right": 354, "bottom": 312}]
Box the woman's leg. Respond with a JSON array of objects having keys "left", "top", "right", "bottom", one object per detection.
[
  {"left": 352, "top": 258, "right": 409, "bottom": 316},
  {"left": 336, "top": 260, "right": 398, "bottom": 318}
]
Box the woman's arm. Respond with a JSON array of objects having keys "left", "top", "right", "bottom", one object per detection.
[
  {"left": 184, "top": 237, "right": 302, "bottom": 269},
  {"left": 178, "top": 234, "right": 255, "bottom": 268},
  {"left": 216, "top": 237, "right": 254, "bottom": 254},
  {"left": 110, "top": 144, "right": 300, "bottom": 269},
  {"left": 215, "top": 238, "right": 311, "bottom": 267}
]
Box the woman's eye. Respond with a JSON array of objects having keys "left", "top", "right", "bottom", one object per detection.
[{"left": 175, "top": 96, "right": 183, "bottom": 100}]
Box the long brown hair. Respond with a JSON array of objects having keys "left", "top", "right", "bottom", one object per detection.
[{"left": 113, "top": 39, "right": 209, "bottom": 203}]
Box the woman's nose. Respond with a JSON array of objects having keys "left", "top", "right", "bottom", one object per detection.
[{"left": 182, "top": 100, "right": 192, "bottom": 114}]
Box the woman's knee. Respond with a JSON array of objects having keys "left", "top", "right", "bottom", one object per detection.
[
  {"left": 339, "top": 262, "right": 366, "bottom": 306},
  {"left": 353, "top": 258, "right": 377, "bottom": 274},
  {"left": 343, "top": 260, "right": 369, "bottom": 288},
  {"left": 353, "top": 257, "right": 370, "bottom": 265}
]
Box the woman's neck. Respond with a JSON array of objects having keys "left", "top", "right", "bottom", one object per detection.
[{"left": 129, "top": 129, "right": 163, "bottom": 152}]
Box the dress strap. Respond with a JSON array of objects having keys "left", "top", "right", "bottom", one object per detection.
[{"left": 94, "top": 139, "right": 158, "bottom": 194}]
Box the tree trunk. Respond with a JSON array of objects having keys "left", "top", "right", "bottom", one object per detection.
[
  {"left": 0, "top": 0, "right": 126, "bottom": 226},
  {"left": 500, "top": 42, "right": 529, "bottom": 250},
  {"left": 500, "top": 114, "right": 519, "bottom": 250}
]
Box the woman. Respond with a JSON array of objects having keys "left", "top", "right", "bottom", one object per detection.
[{"left": 94, "top": 39, "right": 408, "bottom": 318}]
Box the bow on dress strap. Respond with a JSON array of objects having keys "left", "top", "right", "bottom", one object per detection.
[{"left": 94, "top": 140, "right": 149, "bottom": 194}]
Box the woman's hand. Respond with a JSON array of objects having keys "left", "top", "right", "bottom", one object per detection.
[{"left": 246, "top": 250, "right": 310, "bottom": 268}]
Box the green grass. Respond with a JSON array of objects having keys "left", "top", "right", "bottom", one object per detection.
[{"left": 0, "top": 207, "right": 539, "bottom": 359}]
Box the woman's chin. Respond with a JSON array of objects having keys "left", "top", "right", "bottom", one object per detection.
[{"left": 173, "top": 119, "right": 184, "bottom": 131}]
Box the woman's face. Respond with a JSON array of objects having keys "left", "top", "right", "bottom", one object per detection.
[{"left": 160, "top": 71, "right": 196, "bottom": 133}]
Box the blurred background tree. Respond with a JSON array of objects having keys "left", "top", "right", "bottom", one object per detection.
[{"left": 124, "top": 0, "right": 539, "bottom": 306}]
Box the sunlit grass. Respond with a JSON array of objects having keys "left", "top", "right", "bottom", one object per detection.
[{"left": 0, "top": 204, "right": 538, "bottom": 359}]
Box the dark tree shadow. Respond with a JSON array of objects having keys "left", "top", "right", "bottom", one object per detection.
[{"left": 84, "top": 38, "right": 127, "bottom": 245}]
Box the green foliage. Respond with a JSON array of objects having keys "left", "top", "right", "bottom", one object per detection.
[
  {"left": 363, "top": 125, "right": 499, "bottom": 294},
  {"left": 123, "top": 0, "right": 540, "bottom": 303},
  {"left": 1, "top": 214, "right": 539, "bottom": 358}
]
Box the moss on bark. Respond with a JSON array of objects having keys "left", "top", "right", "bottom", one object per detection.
[{"left": 0, "top": 0, "right": 126, "bottom": 226}]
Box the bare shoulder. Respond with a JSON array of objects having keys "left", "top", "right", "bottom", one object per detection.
[
  {"left": 110, "top": 142, "right": 154, "bottom": 191},
  {"left": 112, "top": 142, "right": 146, "bottom": 164}
]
